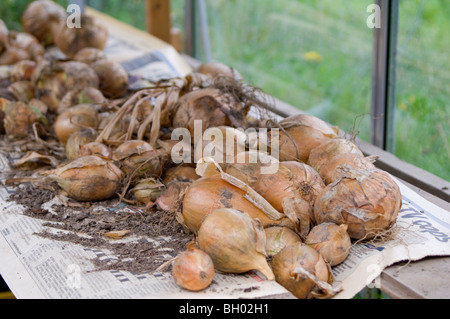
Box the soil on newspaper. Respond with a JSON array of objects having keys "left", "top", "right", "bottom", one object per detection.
[{"left": 7, "top": 183, "right": 194, "bottom": 275}]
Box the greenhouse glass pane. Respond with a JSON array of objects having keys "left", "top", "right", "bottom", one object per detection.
[
  {"left": 395, "top": 0, "right": 450, "bottom": 181},
  {"left": 201, "top": 0, "right": 374, "bottom": 142}
]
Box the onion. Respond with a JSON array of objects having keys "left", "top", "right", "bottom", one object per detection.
[
  {"left": 172, "top": 242, "right": 215, "bottom": 292},
  {"left": 318, "top": 153, "right": 377, "bottom": 185},
  {"left": 265, "top": 226, "right": 301, "bottom": 257},
  {"left": 271, "top": 242, "right": 337, "bottom": 299},
  {"left": 73, "top": 47, "right": 107, "bottom": 65},
  {"left": 0, "top": 47, "right": 30, "bottom": 65},
  {"left": 58, "top": 87, "right": 106, "bottom": 114},
  {"left": 156, "top": 180, "right": 192, "bottom": 213},
  {"left": 0, "top": 19, "right": 8, "bottom": 53},
  {"left": 65, "top": 127, "right": 98, "bottom": 161},
  {"left": 305, "top": 223, "right": 351, "bottom": 266},
  {"left": 308, "top": 137, "right": 363, "bottom": 173},
  {"left": 3, "top": 99, "right": 47, "bottom": 138},
  {"left": 131, "top": 177, "right": 165, "bottom": 205},
  {"left": 78, "top": 142, "right": 111, "bottom": 159},
  {"left": 112, "top": 140, "right": 168, "bottom": 179},
  {"left": 8, "top": 80, "right": 34, "bottom": 102},
  {"left": 182, "top": 174, "right": 293, "bottom": 234},
  {"left": 53, "top": 104, "right": 98, "bottom": 145},
  {"left": 314, "top": 168, "right": 402, "bottom": 240},
  {"left": 163, "top": 165, "right": 200, "bottom": 184},
  {"left": 55, "top": 14, "right": 108, "bottom": 58},
  {"left": 254, "top": 161, "right": 325, "bottom": 238},
  {"left": 171, "top": 88, "right": 246, "bottom": 136},
  {"left": 91, "top": 60, "right": 129, "bottom": 99},
  {"left": 48, "top": 155, "right": 123, "bottom": 201},
  {"left": 9, "top": 60, "right": 36, "bottom": 82},
  {"left": 8, "top": 32, "right": 44, "bottom": 61},
  {"left": 197, "top": 62, "right": 242, "bottom": 82},
  {"left": 270, "top": 114, "right": 338, "bottom": 163},
  {"left": 21, "top": 0, "right": 66, "bottom": 46},
  {"left": 197, "top": 208, "right": 275, "bottom": 280}
]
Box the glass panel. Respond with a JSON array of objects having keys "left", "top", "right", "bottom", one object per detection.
[
  {"left": 201, "top": 0, "right": 374, "bottom": 142},
  {"left": 395, "top": 0, "right": 450, "bottom": 181}
]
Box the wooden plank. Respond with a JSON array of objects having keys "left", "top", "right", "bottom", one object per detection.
[{"left": 145, "top": 0, "right": 172, "bottom": 44}]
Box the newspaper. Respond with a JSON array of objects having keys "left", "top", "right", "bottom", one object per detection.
[{"left": 1, "top": 8, "right": 450, "bottom": 300}]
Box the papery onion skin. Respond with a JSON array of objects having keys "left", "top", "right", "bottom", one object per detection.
[
  {"left": 3, "top": 99, "right": 47, "bottom": 138},
  {"left": 314, "top": 168, "right": 402, "bottom": 240},
  {"left": 65, "top": 127, "right": 98, "bottom": 161},
  {"left": 318, "top": 153, "right": 377, "bottom": 185},
  {"left": 172, "top": 243, "right": 215, "bottom": 292},
  {"left": 182, "top": 175, "right": 293, "bottom": 234},
  {"left": 265, "top": 226, "right": 301, "bottom": 257},
  {"left": 49, "top": 155, "right": 123, "bottom": 202},
  {"left": 308, "top": 138, "right": 363, "bottom": 173},
  {"left": 197, "top": 208, "right": 275, "bottom": 280},
  {"left": 271, "top": 242, "right": 333, "bottom": 299},
  {"left": 53, "top": 104, "right": 98, "bottom": 145},
  {"left": 305, "top": 223, "right": 351, "bottom": 266}
]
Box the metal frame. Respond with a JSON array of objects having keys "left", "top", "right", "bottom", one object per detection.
[{"left": 370, "top": 0, "right": 399, "bottom": 152}]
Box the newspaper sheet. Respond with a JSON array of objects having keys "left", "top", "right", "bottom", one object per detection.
[{"left": 1, "top": 8, "right": 450, "bottom": 300}]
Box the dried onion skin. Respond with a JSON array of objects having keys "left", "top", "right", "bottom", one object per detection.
[{"left": 314, "top": 168, "right": 402, "bottom": 240}]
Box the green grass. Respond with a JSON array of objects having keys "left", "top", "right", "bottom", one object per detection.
[{"left": 2, "top": 0, "right": 448, "bottom": 181}]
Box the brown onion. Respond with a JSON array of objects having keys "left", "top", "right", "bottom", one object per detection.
[
  {"left": 265, "top": 226, "right": 301, "bottom": 257},
  {"left": 305, "top": 223, "right": 351, "bottom": 266},
  {"left": 254, "top": 161, "right": 325, "bottom": 238},
  {"left": 3, "top": 99, "right": 47, "bottom": 138},
  {"left": 21, "top": 0, "right": 66, "bottom": 46},
  {"left": 8, "top": 32, "right": 44, "bottom": 61},
  {"left": 308, "top": 137, "right": 363, "bottom": 173},
  {"left": 48, "top": 155, "right": 123, "bottom": 201},
  {"left": 172, "top": 242, "right": 215, "bottom": 292},
  {"left": 55, "top": 14, "right": 108, "bottom": 58},
  {"left": 91, "top": 60, "right": 129, "bottom": 99},
  {"left": 58, "top": 87, "right": 106, "bottom": 114},
  {"left": 8, "top": 80, "right": 34, "bottom": 102},
  {"left": 131, "top": 178, "right": 165, "bottom": 205},
  {"left": 65, "top": 127, "right": 98, "bottom": 161},
  {"left": 197, "top": 208, "right": 275, "bottom": 280},
  {"left": 78, "top": 142, "right": 111, "bottom": 159},
  {"left": 53, "top": 104, "right": 98, "bottom": 144},
  {"left": 9, "top": 60, "right": 36, "bottom": 82},
  {"left": 271, "top": 242, "right": 336, "bottom": 299},
  {"left": 73, "top": 47, "right": 107, "bottom": 65},
  {"left": 0, "top": 47, "right": 30, "bottom": 65},
  {"left": 163, "top": 165, "right": 200, "bottom": 184},
  {"left": 182, "top": 174, "right": 293, "bottom": 234},
  {"left": 318, "top": 153, "right": 377, "bottom": 185},
  {"left": 197, "top": 62, "right": 242, "bottom": 82},
  {"left": 270, "top": 114, "right": 338, "bottom": 163},
  {"left": 314, "top": 168, "right": 402, "bottom": 240}
]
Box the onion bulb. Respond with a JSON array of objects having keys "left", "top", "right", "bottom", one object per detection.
[
  {"left": 182, "top": 174, "right": 293, "bottom": 234},
  {"left": 305, "top": 223, "right": 351, "bottom": 266},
  {"left": 55, "top": 14, "right": 108, "bottom": 58},
  {"left": 53, "top": 104, "right": 98, "bottom": 145},
  {"left": 7, "top": 32, "right": 45, "bottom": 61},
  {"left": 78, "top": 142, "right": 111, "bottom": 159},
  {"left": 270, "top": 114, "right": 338, "bottom": 163},
  {"left": 265, "top": 226, "right": 301, "bottom": 257},
  {"left": 197, "top": 208, "right": 275, "bottom": 280},
  {"left": 131, "top": 178, "right": 165, "bottom": 205},
  {"left": 58, "top": 87, "right": 106, "bottom": 114},
  {"left": 197, "top": 62, "right": 242, "bottom": 82},
  {"left": 254, "top": 161, "right": 325, "bottom": 239},
  {"left": 48, "top": 155, "right": 123, "bottom": 201},
  {"left": 10, "top": 60, "right": 36, "bottom": 82},
  {"left": 172, "top": 242, "right": 215, "bottom": 292},
  {"left": 314, "top": 168, "right": 402, "bottom": 240},
  {"left": 112, "top": 140, "right": 168, "bottom": 179},
  {"left": 308, "top": 137, "right": 363, "bottom": 173},
  {"left": 163, "top": 165, "right": 200, "bottom": 184},
  {"left": 65, "top": 127, "right": 98, "bottom": 161},
  {"left": 271, "top": 242, "right": 336, "bottom": 299},
  {"left": 3, "top": 99, "right": 47, "bottom": 138},
  {"left": 21, "top": 0, "right": 66, "bottom": 46},
  {"left": 318, "top": 153, "right": 377, "bottom": 185},
  {"left": 91, "top": 60, "right": 129, "bottom": 99},
  {"left": 73, "top": 47, "right": 107, "bottom": 65}
]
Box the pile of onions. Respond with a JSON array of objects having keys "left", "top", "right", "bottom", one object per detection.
[
  {"left": 314, "top": 168, "right": 402, "bottom": 240},
  {"left": 172, "top": 242, "right": 215, "bottom": 292},
  {"left": 197, "top": 208, "right": 275, "bottom": 280}
]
